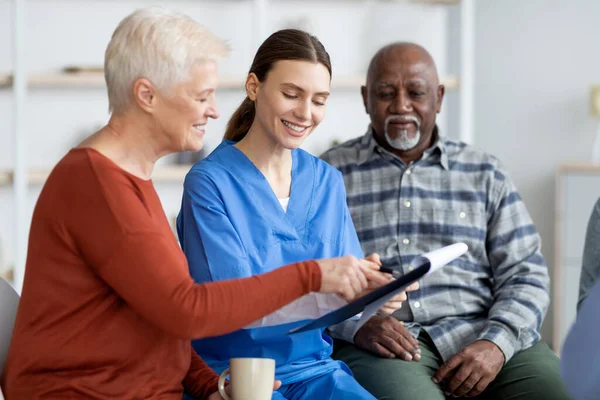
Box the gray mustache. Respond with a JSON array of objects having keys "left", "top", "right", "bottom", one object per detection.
[{"left": 385, "top": 115, "right": 421, "bottom": 128}]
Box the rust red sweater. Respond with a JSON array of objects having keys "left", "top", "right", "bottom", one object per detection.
[{"left": 1, "top": 148, "right": 321, "bottom": 399}]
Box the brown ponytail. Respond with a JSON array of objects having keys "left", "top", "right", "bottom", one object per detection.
[
  {"left": 224, "top": 97, "right": 255, "bottom": 142},
  {"left": 223, "top": 29, "right": 332, "bottom": 142}
]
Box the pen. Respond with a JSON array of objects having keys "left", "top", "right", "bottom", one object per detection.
[{"left": 379, "top": 266, "right": 401, "bottom": 278}]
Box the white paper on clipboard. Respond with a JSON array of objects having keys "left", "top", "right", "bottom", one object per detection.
[{"left": 353, "top": 242, "right": 468, "bottom": 335}]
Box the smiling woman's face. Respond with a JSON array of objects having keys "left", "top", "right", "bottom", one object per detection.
[
  {"left": 153, "top": 60, "right": 220, "bottom": 153},
  {"left": 249, "top": 59, "right": 331, "bottom": 150}
]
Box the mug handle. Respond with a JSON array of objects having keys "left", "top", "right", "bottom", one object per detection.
[{"left": 218, "top": 368, "right": 231, "bottom": 400}]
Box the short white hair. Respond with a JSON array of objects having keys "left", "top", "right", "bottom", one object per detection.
[{"left": 105, "top": 7, "right": 229, "bottom": 114}]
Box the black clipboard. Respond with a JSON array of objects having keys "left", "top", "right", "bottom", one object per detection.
[{"left": 287, "top": 259, "right": 431, "bottom": 335}]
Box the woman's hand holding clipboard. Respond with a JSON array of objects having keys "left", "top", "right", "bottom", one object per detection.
[{"left": 288, "top": 243, "right": 468, "bottom": 335}]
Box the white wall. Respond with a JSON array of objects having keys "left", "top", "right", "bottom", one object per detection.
[
  {"left": 0, "top": 1, "right": 451, "bottom": 280},
  {"left": 4, "top": 0, "right": 594, "bottom": 351},
  {"left": 471, "top": 0, "right": 600, "bottom": 346}
]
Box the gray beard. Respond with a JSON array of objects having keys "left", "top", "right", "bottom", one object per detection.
[{"left": 385, "top": 129, "right": 421, "bottom": 150}]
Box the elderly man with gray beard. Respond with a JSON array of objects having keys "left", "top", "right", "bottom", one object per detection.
[{"left": 321, "top": 43, "right": 570, "bottom": 400}]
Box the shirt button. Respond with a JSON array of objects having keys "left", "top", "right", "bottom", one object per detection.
[
  {"left": 402, "top": 238, "right": 410, "bottom": 245},
  {"left": 405, "top": 169, "right": 412, "bottom": 175},
  {"left": 413, "top": 301, "right": 421, "bottom": 308},
  {"left": 408, "top": 266, "right": 414, "bottom": 271},
  {"left": 459, "top": 211, "right": 467, "bottom": 219},
  {"left": 404, "top": 201, "right": 411, "bottom": 208}
]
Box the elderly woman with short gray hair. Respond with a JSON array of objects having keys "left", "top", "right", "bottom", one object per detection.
[{"left": 0, "top": 8, "right": 383, "bottom": 399}]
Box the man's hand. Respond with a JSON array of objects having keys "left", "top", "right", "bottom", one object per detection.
[
  {"left": 354, "top": 315, "right": 421, "bottom": 361},
  {"left": 375, "top": 280, "right": 419, "bottom": 315},
  {"left": 362, "top": 253, "right": 420, "bottom": 315},
  {"left": 432, "top": 340, "right": 504, "bottom": 397}
]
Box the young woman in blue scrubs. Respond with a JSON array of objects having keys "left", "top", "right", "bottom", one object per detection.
[{"left": 177, "top": 29, "right": 408, "bottom": 399}]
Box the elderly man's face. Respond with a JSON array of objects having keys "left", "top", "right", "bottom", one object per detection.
[{"left": 362, "top": 48, "right": 444, "bottom": 155}]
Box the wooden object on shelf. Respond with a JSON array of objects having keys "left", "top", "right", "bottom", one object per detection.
[
  {"left": 62, "top": 65, "right": 104, "bottom": 74},
  {"left": 0, "top": 74, "right": 11, "bottom": 88},
  {"left": 0, "top": 171, "right": 11, "bottom": 185},
  {"left": 0, "top": 268, "right": 13, "bottom": 282}
]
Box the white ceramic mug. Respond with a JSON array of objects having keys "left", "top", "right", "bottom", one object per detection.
[{"left": 217, "top": 357, "right": 276, "bottom": 400}]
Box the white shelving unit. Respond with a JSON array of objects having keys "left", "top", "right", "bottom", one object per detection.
[
  {"left": 3, "top": 0, "right": 474, "bottom": 292},
  {"left": 553, "top": 164, "right": 600, "bottom": 353}
]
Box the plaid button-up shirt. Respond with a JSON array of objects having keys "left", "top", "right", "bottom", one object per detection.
[{"left": 321, "top": 127, "right": 549, "bottom": 362}]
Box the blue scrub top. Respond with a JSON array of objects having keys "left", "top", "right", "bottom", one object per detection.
[{"left": 177, "top": 141, "right": 363, "bottom": 384}]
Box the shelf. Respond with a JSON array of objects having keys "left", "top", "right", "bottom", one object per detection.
[
  {"left": 0, "top": 73, "right": 246, "bottom": 89},
  {"left": 273, "top": 0, "right": 461, "bottom": 3},
  {"left": 0, "top": 73, "right": 249, "bottom": 90},
  {"left": 0, "top": 165, "right": 193, "bottom": 186},
  {"left": 0, "top": 72, "right": 460, "bottom": 91},
  {"left": 334, "top": 75, "right": 460, "bottom": 90},
  {"left": 409, "top": 0, "right": 460, "bottom": 4},
  {"left": 389, "top": 0, "right": 460, "bottom": 3},
  {"left": 558, "top": 163, "right": 600, "bottom": 173}
]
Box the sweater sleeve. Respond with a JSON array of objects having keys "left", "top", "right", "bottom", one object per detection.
[
  {"left": 74, "top": 151, "right": 322, "bottom": 340},
  {"left": 93, "top": 237, "right": 321, "bottom": 339},
  {"left": 183, "top": 348, "right": 221, "bottom": 399}
]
